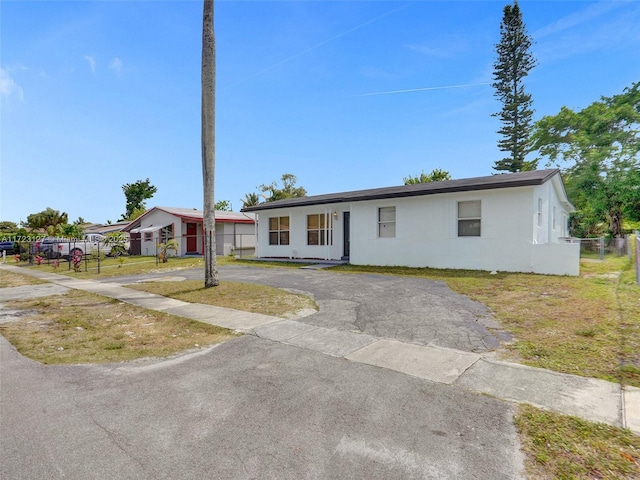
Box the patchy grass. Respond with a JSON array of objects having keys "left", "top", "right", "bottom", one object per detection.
[
  {"left": 515, "top": 404, "right": 640, "bottom": 480},
  {"left": 0, "top": 269, "right": 46, "bottom": 288},
  {"left": 331, "top": 255, "right": 640, "bottom": 387},
  {"left": 128, "top": 280, "right": 317, "bottom": 318},
  {"left": 0, "top": 290, "right": 236, "bottom": 364}
]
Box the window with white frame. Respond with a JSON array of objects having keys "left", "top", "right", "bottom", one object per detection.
[
  {"left": 458, "top": 201, "right": 481, "bottom": 237},
  {"left": 553, "top": 206, "right": 557, "bottom": 230},
  {"left": 537, "top": 198, "right": 543, "bottom": 227},
  {"left": 378, "top": 207, "right": 396, "bottom": 238},
  {"left": 307, "top": 213, "right": 333, "bottom": 245},
  {"left": 268, "top": 216, "right": 289, "bottom": 245}
]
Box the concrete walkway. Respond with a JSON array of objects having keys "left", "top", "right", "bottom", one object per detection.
[{"left": 1, "top": 264, "right": 638, "bottom": 435}]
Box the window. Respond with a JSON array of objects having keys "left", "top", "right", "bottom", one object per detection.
[
  {"left": 268, "top": 217, "right": 289, "bottom": 245},
  {"left": 144, "top": 232, "right": 153, "bottom": 242},
  {"left": 552, "top": 206, "right": 557, "bottom": 230},
  {"left": 378, "top": 207, "right": 396, "bottom": 238},
  {"left": 307, "top": 214, "right": 333, "bottom": 245},
  {"left": 537, "top": 198, "right": 543, "bottom": 227},
  {"left": 458, "top": 201, "right": 481, "bottom": 237},
  {"left": 161, "top": 224, "right": 173, "bottom": 243}
]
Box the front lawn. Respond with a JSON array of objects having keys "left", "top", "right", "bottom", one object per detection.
[{"left": 0, "top": 289, "right": 236, "bottom": 364}]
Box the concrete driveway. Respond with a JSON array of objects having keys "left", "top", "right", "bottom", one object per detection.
[
  {"left": 1, "top": 334, "right": 524, "bottom": 479},
  {"left": 104, "top": 265, "right": 510, "bottom": 353}
]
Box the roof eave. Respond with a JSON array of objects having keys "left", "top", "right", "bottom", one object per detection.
[{"left": 241, "top": 173, "right": 557, "bottom": 212}]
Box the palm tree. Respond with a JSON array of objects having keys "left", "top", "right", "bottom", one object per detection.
[
  {"left": 241, "top": 192, "right": 260, "bottom": 208},
  {"left": 202, "top": 0, "right": 218, "bottom": 287}
]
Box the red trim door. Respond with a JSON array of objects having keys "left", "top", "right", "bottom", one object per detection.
[{"left": 186, "top": 223, "right": 197, "bottom": 252}]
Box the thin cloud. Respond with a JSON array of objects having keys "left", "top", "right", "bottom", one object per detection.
[
  {"left": 534, "top": 4, "right": 640, "bottom": 62},
  {"left": 0, "top": 67, "right": 24, "bottom": 100},
  {"left": 109, "top": 57, "right": 123, "bottom": 77},
  {"left": 224, "top": 3, "right": 410, "bottom": 91},
  {"left": 533, "top": 0, "right": 626, "bottom": 39},
  {"left": 357, "top": 82, "right": 491, "bottom": 97},
  {"left": 84, "top": 55, "right": 96, "bottom": 74}
]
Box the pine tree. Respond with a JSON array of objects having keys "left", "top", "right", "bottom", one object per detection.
[{"left": 492, "top": 1, "right": 537, "bottom": 172}]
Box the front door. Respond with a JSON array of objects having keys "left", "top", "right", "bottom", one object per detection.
[
  {"left": 186, "top": 223, "right": 197, "bottom": 252},
  {"left": 343, "top": 212, "right": 350, "bottom": 258}
]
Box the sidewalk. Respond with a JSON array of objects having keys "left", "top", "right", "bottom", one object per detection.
[{"left": 1, "top": 264, "right": 638, "bottom": 435}]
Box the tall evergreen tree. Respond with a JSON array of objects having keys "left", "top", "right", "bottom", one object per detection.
[{"left": 492, "top": 1, "right": 537, "bottom": 172}]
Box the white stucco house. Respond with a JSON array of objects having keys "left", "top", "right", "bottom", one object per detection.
[
  {"left": 241, "top": 169, "right": 580, "bottom": 276},
  {"left": 122, "top": 206, "right": 255, "bottom": 257}
]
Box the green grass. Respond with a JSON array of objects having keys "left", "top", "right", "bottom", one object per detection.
[
  {"left": 128, "top": 279, "right": 317, "bottom": 318},
  {"left": 0, "top": 289, "right": 236, "bottom": 364},
  {"left": 515, "top": 404, "right": 640, "bottom": 479}
]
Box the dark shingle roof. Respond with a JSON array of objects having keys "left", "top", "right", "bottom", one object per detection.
[{"left": 241, "top": 169, "right": 562, "bottom": 212}]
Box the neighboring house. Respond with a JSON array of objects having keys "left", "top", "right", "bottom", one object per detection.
[
  {"left": 122, "top": 207, "right": 255, "bottom": 257},
  {"left": 241, "top": 169, "right": 580, "bottom": 276},
  {"left": 84, "top": 221, "right": 132, "bottom": 235}
]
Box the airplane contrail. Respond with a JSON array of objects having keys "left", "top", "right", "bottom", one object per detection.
[
  {"left": 357, "top": 82, "right": 492, "bottom": 97},
  {"left": 223, "top": 3, "right": 410, "bottom": 91}
]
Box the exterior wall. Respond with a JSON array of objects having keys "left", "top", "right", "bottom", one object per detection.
[
  {"left": 349, "top": 186, "right": 578, "bottom": 275},
  {"left": 133, "top": 210, "right": 255, "bottom": 257},
  {"left": 532, "top": 176, "right": 571, "bottom": 243},
  {"left": 136, "top": 210, "right": 178, "bottom": 256},
  {"left": 255, "top": 205, "right": 348, "bottom": 260},
  {"left": 254, "top": 182, "right": 579, "bottom": 276}
]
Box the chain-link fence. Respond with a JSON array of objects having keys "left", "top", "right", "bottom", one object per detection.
[
  {"left": 130, "top": 233, "right": 255, "bottom": 258},
  {"left": 578, "top": 236, "right": 632, "bottom": 260}
]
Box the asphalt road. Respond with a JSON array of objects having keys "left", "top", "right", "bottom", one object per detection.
[
  {"left": 1, "top": 334, "right": 524, "bottom": 480},
  {"left": 102, "top": 265, "right": 511, "bottom": 353}
]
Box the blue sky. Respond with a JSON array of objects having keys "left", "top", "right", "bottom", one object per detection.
[{"left": 1, "top": 0, "right": 639, "bottom": 225}]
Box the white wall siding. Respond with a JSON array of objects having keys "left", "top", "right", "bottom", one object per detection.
[
  {"left": 256, "top": 206, "right": 346, "bottom": 260},
  {"left": 252, "top": 176, "right": 578, "bottom": 276}
]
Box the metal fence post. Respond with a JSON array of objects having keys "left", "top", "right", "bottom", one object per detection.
[
  {"left": 629, "top": 230, "right": 640, "bottom": 287},
  {"left": 599, "top": 236, "right": 605, "bottom": 260}
]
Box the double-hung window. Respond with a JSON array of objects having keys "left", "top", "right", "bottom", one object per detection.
[
  {"left": 307, "top": 213, "right": 332, "bottom": 245},
  {"left": 378, "top": 207, "right": 396, "bottom": 238},
  {"left": 268, "top": 216, "right": 289, "bottom": 245},
  {"left": 458, "top": 201, "right": 481, "bottom": 237}
]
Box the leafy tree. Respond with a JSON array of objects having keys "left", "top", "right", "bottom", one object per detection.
[
  {"left": 492, "top": 1, "right": 537, "bottom": 172},
  {"left": 0, "top": 221, "right": 18, "bottom": 232},
  {"left": 121, "top": 178, "right": 157, "bottom": 221},
  {"left": 60, "top": 223, "right": 84, "bottom": 239},
  {"left": 403, "top": 168, "right": 451, "bottom": 185},
  {"left": 73, "top": 217, "right": 86, "bottom": 225},
  {"left": 240, "top": 192, "right": 260, "bottom": 208},
  {"left": 260, "top": 173, "right": 307, "bottom": 202},
  {"left": 26, "top": 208, "right": 68, "bottom": 230},
  {"left": 532, "top": 82, "right": 640, "bottom": 237},
  {"left": 202, "top": 0, "right": 218, "bottom": 288},
  {"left": 214, "top": 200, "right": 231, "bottom": 211},
  {"left": 126, "top": 206, "right": 147, "bottom": 222}
]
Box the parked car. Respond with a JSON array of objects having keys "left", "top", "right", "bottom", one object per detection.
[
  {"left": 35, "top": 234, "right": 130, "bottom": 259},
  {"left": 0, "top": 241, "right": 23, "bottom": 256}
]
